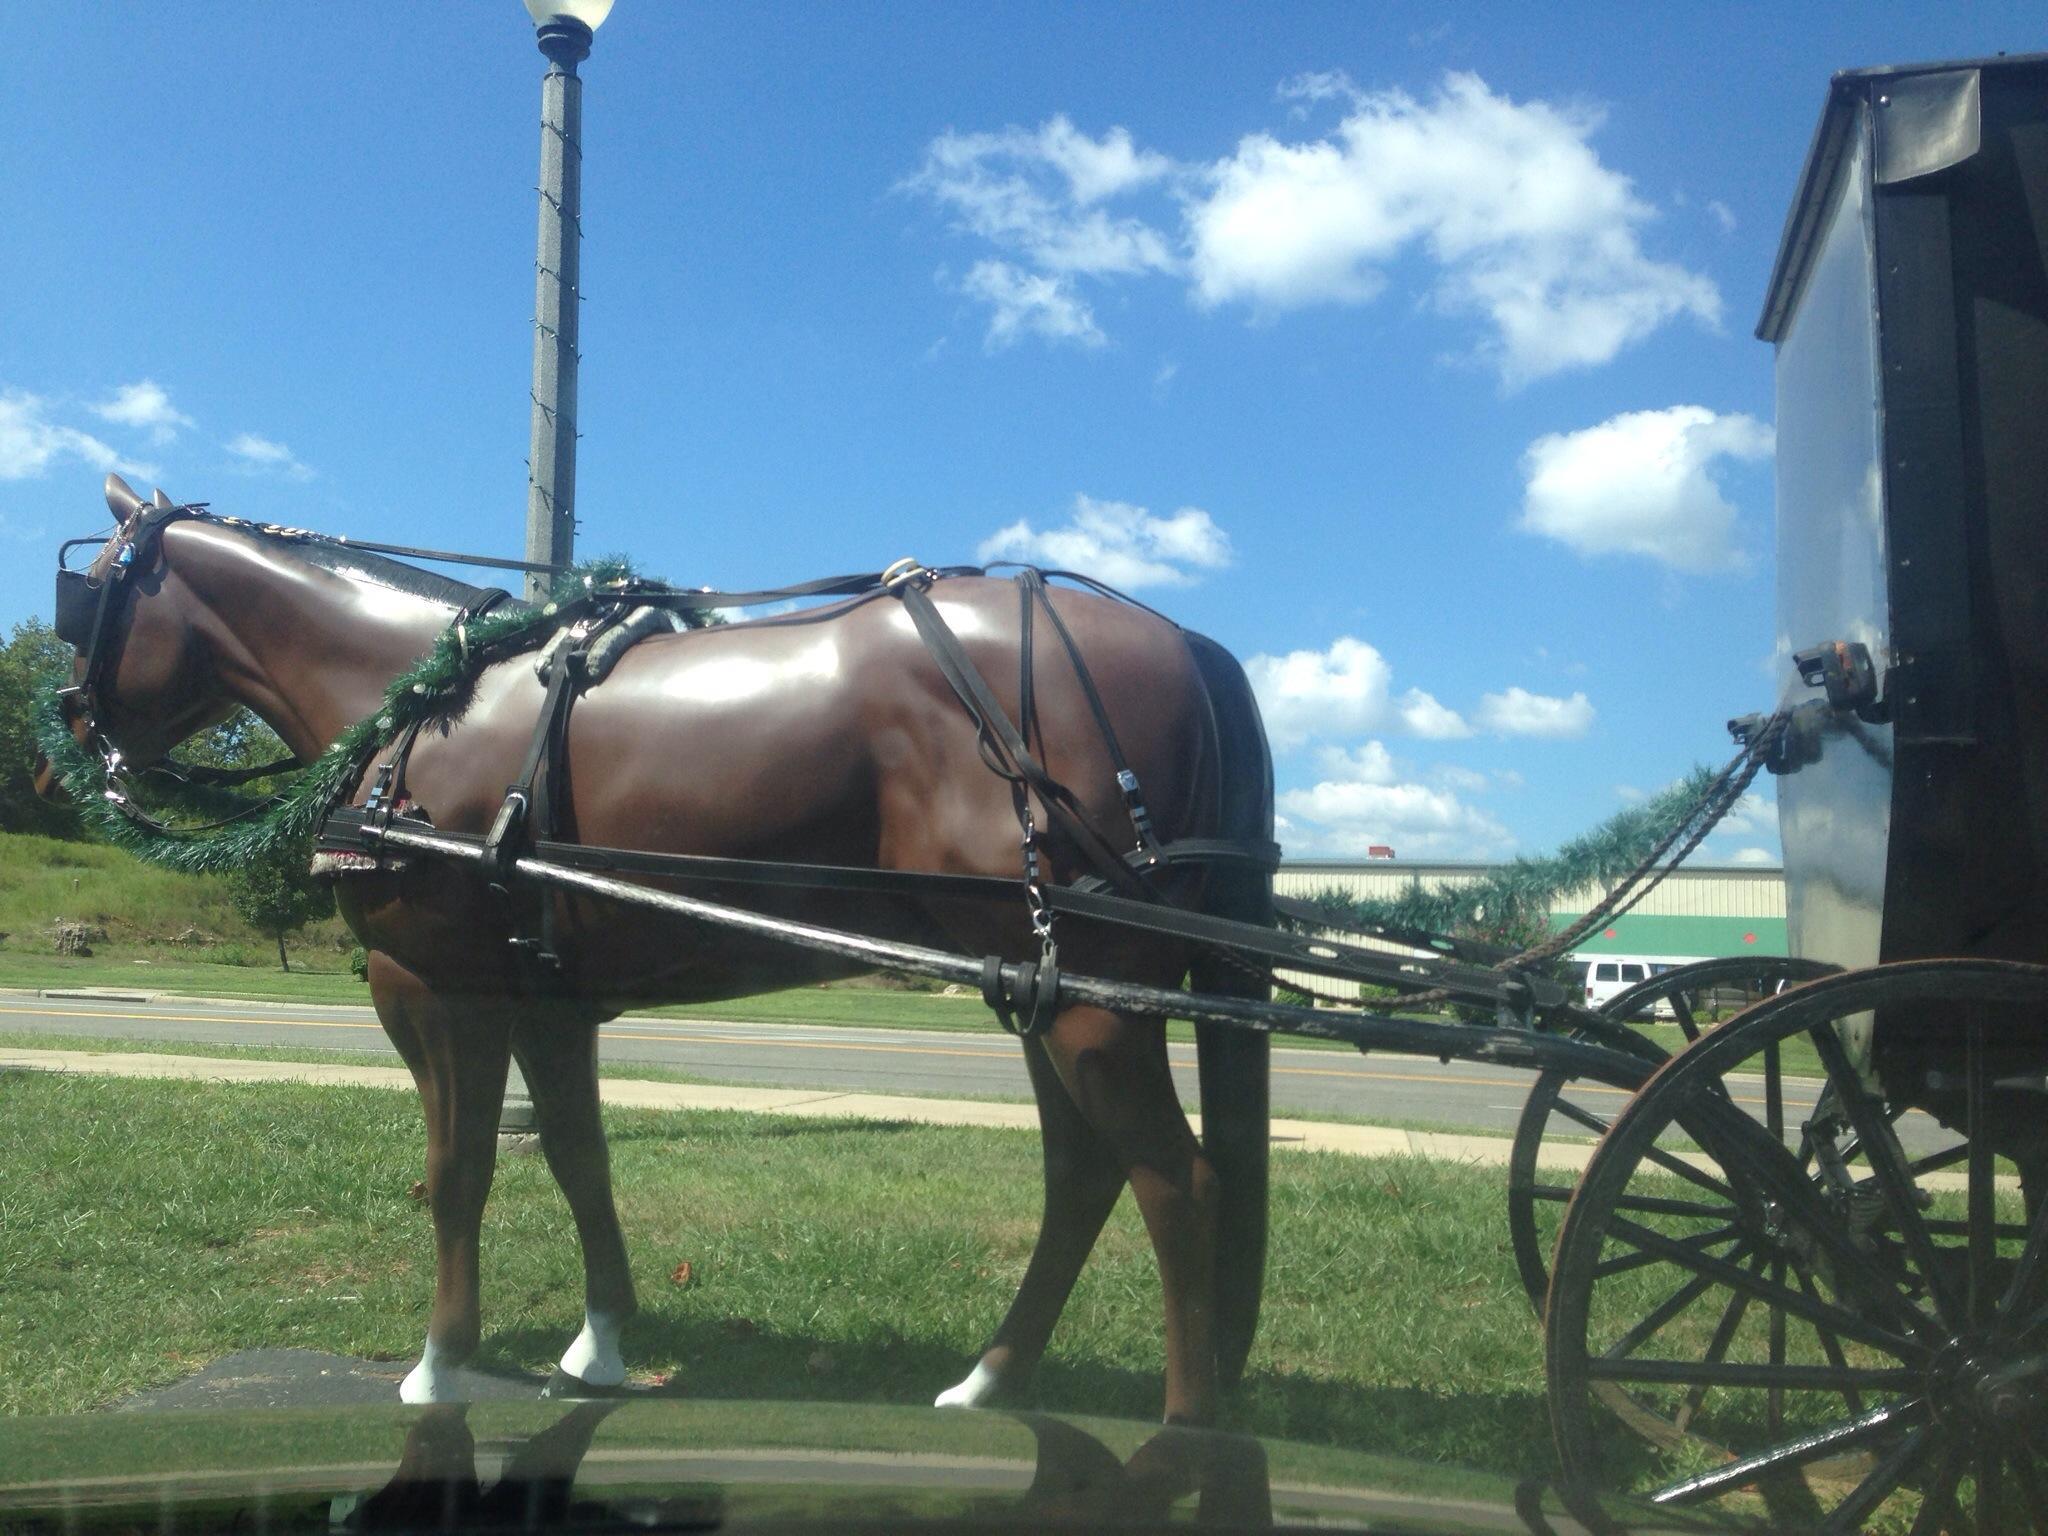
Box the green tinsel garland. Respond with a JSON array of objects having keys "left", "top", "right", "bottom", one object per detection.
[
  {"left": 33, "top": 562, "right": 642, "bottom": 876},
  {"left": 1296, "top": 765, "right": 1724, "bottom": 947}
]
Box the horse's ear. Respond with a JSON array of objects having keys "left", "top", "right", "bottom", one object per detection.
[
  {"left": 104, "top": 473, "right": 145, "bottom": 526},
  {"left": 151, "top": 488, "right": 175, "bottom": 511}
]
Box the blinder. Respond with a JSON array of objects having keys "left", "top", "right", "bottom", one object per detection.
[{"left": 54, "top": 567, "right": 96, "bottom": 651}]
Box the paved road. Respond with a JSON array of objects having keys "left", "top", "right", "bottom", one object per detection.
[{"left": 0, "top": 991, "right": 1604, "bottom": 1136}]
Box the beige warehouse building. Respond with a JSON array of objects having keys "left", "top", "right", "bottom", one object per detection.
[{"left": 1276, "top": 860, "right": 1788, "bottom": 963}]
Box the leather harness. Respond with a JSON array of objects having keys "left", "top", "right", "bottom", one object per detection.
[{"left": 55, "top": 507, "right": 1294, "bottom": 1033}]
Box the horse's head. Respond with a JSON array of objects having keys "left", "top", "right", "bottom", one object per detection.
[{"left": 43, "top": 474, "right": 237, "bottom": 792}]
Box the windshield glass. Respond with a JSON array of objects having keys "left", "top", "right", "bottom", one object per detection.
[{"left": 6, "top": 12, "right": 2047, "bottom": 1536}]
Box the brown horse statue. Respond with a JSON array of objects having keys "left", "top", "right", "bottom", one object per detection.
[{"left": 47, "top": 474, "right": 1275, "bottom": 1424}]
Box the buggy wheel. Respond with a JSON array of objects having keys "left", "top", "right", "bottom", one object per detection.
[
  {"left": 1547, "top": 959, "right": 2048, "bottom": 1533},
  {"left": 1507, "top": 956, "right": 1838, "bottom": 1313}
]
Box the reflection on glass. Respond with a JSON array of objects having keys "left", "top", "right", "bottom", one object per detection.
[{"left": 1774, "top": 104, "right": 1893, "bottom": 1000}]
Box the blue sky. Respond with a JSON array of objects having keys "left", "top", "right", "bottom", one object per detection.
[{"left": 4, "top": 5, "right": 2033, "bottom": 866}]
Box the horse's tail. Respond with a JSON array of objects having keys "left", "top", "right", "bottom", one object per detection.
[{"left": 1180, "top": 629, "right": 1274, "bottom": 1391}]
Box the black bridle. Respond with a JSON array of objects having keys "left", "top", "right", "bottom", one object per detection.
[{"left": 51, "top": 504, "right": 569, "bottom": 832}]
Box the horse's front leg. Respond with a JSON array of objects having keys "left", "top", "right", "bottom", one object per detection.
[
  {"left": 370, "top": 954, "right": 512, "bottom": 1404},
  {"left": 511, "top": 1016, "right": 637, "bottom": 1393}
]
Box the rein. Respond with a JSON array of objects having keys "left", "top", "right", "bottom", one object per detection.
[{"left": 36, "top": 506, "right": 979, "bottom": 875}]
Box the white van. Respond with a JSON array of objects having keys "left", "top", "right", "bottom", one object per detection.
[{"left": 1576, "top": 956, "right": 1685, "bottom": 1016}]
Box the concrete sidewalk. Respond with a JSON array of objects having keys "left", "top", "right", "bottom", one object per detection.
[{"left": 0, "top": 1045, "right": 1545, "bottom": 1169}]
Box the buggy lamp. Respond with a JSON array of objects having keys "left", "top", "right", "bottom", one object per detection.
[{"left": 523, "top": 0, "right": 612, "bottom": 63}]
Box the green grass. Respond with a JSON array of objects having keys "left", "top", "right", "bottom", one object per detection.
[
  {"left": 0, "top": 1070, "right": 1629, "bottom": 1491},
  {"left": 0, "top": 831, "right": 356, "bottom": 967}
]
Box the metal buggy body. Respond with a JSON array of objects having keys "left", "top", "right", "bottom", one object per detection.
[{"left": 334, "top": 53, "right": 2048, "bottom": 1531}]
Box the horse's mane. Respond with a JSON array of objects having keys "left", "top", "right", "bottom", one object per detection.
[{"left": 221, "top": 519, "right": 531, "bottom": 614}]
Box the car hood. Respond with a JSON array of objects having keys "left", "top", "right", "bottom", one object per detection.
[{"left": 0, "top": 1395, "right": 1703, "bottom": 1534}]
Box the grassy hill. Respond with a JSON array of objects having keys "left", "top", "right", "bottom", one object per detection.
[{"left": 0, "top": 830, "right": 356, "bottom": 973}]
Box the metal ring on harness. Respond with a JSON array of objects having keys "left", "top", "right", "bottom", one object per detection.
[{"left": 880, "top": 557, "right": 929, "bottom": 591}]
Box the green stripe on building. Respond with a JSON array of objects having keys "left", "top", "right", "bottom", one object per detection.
[{"left": 1550, "top": 914, "right": 1788, "bottom": 959}]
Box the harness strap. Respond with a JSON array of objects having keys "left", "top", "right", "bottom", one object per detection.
[
  {"left": 319, "top": 807, "right": 1555, "bottom": 1010},
  {"left": 1018, "top": 569, "right": 1163, "bottom": 856},
  {"left": 891, "top": 577, "right": 1157, "bottom": 903}
]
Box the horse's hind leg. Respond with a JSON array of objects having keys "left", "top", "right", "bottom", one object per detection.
[
  {"left": 948, "top": 1003, "right": 1222, "bottom": 1425},
  {"left": 936, "top": 1029, "right": 1126, "bottom": 1408},
  {"left": 370, "top": 956, "right": 513, "bottom": 1404},
  {"left": 511, "top": 1017, "right": 637, "bottom": 1391}
]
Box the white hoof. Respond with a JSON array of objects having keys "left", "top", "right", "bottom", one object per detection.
[
  {"left": 399, "top": 1348, "right": 453, "bottom": 1404},
  {"left": 558, "top": 1311, "right": 627, "bottom": 1388},
  {"left": 934, "top": 1359, "right": 1002, "bottom": 1409}
]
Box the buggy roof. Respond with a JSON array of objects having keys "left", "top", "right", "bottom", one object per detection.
[{"left": 1757, "top": 51, "right": 2048, "bottom": 343}]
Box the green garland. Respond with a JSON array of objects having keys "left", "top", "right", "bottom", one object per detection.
[
  {"left": 33, "top": 562, "right": 640, "bottom": 876},
  {"left": 1295, "top": 765, "right": 1724, "bottom": 950}
]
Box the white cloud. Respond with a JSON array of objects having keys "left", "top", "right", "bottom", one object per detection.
[
  {"left": 1728, "top": 846, "right": 1777, "bottom": 866},
  {"left": 0, "top": 389, "right": 140, "bottom": 482},
  {"left": 1707, "top": 199, "right": 1737, "bottom": 234},
  {"left": 1314, "top": 740, "right": 1399, "bottom": 784},
  {"left": 1246, "top": 638, "right": 1480, "bottom": 749},
  {"left": 1245, "top": 636, "right": 1393, "bottom": 749},
  {"left": 905, "top": 74, "right": 1715, "bottom": 380},
  {"left": 907, "top": 117, "right": 1175, "bottom": 348},
  {"left": 1185, "top": 72, "right": 1719, "bottom": 384},
  {"left": 1519, "top": 405, "right": 1772, "bottom": 572},
  {"left": 962, "top": 261, "right": 1106, "bottom": 349},
  {"left": 1395, "top": 686, "right": 1471, "bottom": 739},
  {"left": 1278, "top": 772, "right": 1513, "bottom": 859},
  {"left": 979, "top": 493, "right": 1231, "bottom": 589},
  {"left": 1474, "top": 685, "right": 1594, "bottom": 738},
  {"left": 1432, "top": 763, "right": 1489, "bottom": 793},
  {"left": 225, "top": 432, "right": 312, "bottom": 481},
  {"left": 1715, "top": 789, "right": 1776, "bottom": 839},
  {"left": 89, "top": 379, "right": 192, "bottom": 444}
]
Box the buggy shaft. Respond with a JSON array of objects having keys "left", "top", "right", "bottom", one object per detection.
[{"left": 370, "top": 823, "right": 1652, "bottom": 1091}]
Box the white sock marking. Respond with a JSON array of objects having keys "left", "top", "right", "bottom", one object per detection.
[
  {"left": 399, "top": 1341, "right": 455, "bottom": 1404},
  {"left": 558, "top": 1310, "right": 626, "bottom": 1386},
  {"left": 934, "top": 1358, "right": 1002, "bottom": 1409}
]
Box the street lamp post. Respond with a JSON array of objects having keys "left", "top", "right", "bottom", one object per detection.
[
  {"left": 522, "top": 0, "right": 613, "bottom": 603},
  {"left": 504, "top": 0, "right": 613, "bottom": 1152}
]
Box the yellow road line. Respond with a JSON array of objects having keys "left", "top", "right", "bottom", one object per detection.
[{"left": 0, "top": 1003, "right": 1678, "bottom": 1103}]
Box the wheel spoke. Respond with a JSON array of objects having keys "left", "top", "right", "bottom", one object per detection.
[
  {"left": 1815, "top": 1423, "right": 1933, "bottom": 1536},
  {"left": 1551, "top": 1095, "right": 1614, "bottom": 1138},
  {"left": 1685, "top": 1092, "right": 1942, "bottom": 1345},
  {"left": 1909, "top": 1140, "right": 1971, "bottom": 1179},
  {"left": 1673, "top": 991, "right": 1700, "bottom": 1042},
  {"left": 1796, "top": 1265, "right": 1865, "bottom": 1415},
  {"left": 1586, "top": 1357, "right": 1916, "bottom": 1391},
  {"left": 2006, "top": 1441, "right": 2048, "bottom": 1536},
  {"left": 1601, "top": 1213, "right": 1921, "bottom": 1356},
  {"left": 1636, "top": 1139, "right": 1739, "bottom": 1203},
  {"left": 1980, "top": 1438, "right": 2006, "bottom": 1535},
  {"left": 1649, "top": 1398, "right": 1924, "bottom": 1507},
  {"left": 2000, "top": 1169, "right": 2048, "bottom": 1324},
  {"left": 1677, "top": 1257, "right": 1760, "bottom": 1434},
  {"left": 1592, "top": 1222, "right": 1742, "bottom": 1281},
  {"left": 1906, "top": 1439, "right": 1965, "bottom": 1536},
  {"left": 1769, "top": 1255, "right": 1788, "bottom": 1435},
  {"left": 1808, "top": 1022, "right": 1961, "bottom": 1326},
  {"left": 1602, "top": 1260, "right": 1735, "bottom": 1361},
  {"left": 1610, "top": 1190, "right": 1739, "bottom": 1221},
  {"left": 1967, "top": 1021, "right": 1996, "bottom": 1327}
]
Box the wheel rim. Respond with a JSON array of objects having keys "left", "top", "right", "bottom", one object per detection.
[
  {"left": 1506, "top": 956, "right": 1839, "bottom": 1315},
  {"left": 1546, "top": 959, "right": 2048, "bottom": 1533}
]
